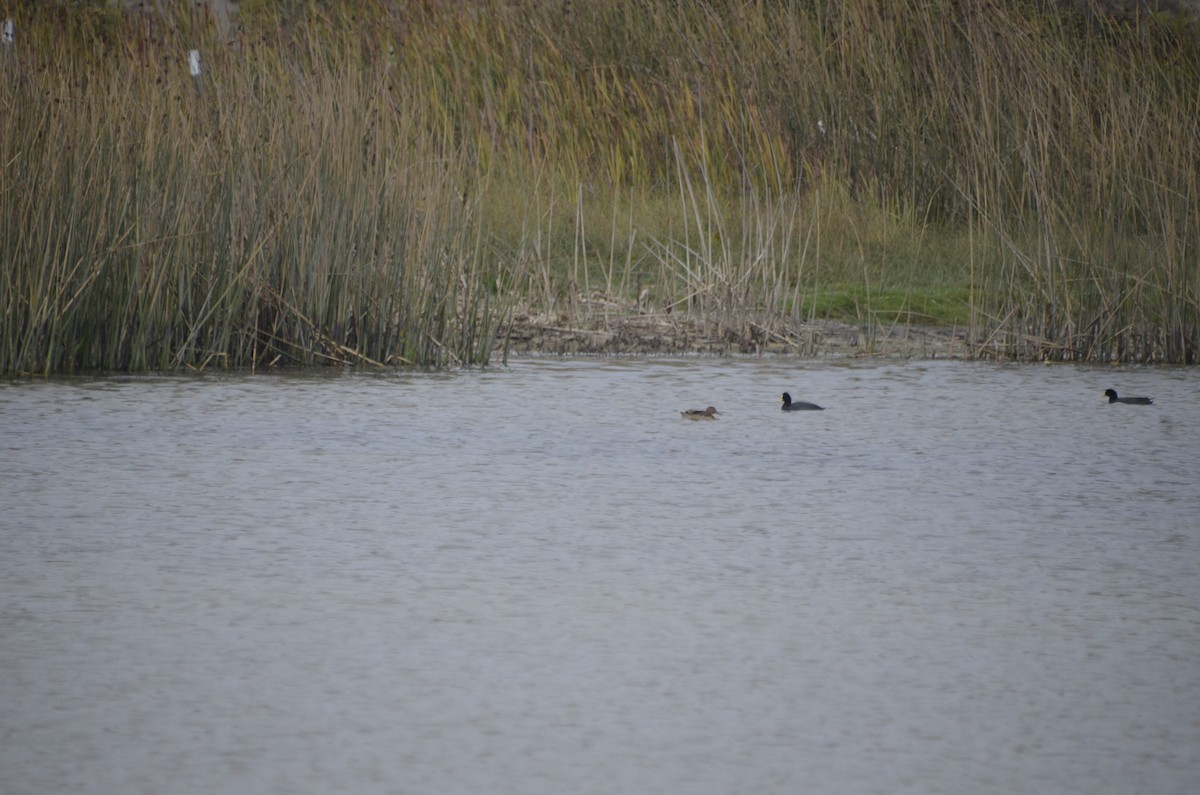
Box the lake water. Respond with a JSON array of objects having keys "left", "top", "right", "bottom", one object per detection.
[{"left": 2, "top": 357, "right": 1198, "bottom": 795}]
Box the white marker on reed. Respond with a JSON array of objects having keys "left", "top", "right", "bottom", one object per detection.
[{"left": 2, "top": 19, "right": 14, "bottom": 47}]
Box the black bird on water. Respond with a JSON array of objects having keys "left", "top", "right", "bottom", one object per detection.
[
  {"left": 781, "top": 392, "right": 823, "bottom": 411},
  {"left": 1104, "top": 389, "right": 1153, "bottom": 405}
]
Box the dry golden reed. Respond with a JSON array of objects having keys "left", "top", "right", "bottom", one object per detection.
[{"left": 2, "top": 0, "right": 1197, "bottom": 371}]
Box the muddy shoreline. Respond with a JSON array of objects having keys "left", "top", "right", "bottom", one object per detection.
[{"left": 498, "top": 311, "right": 972, "bottom": 359}]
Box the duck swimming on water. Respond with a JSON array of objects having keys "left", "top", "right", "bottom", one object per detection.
[
  {"left": 681, "top": 406, "right": 720, "bottom": 420},
  {"left": 781, "top": 392, "right": 823, "bottom": 411},
  {"left": 1104, "top": 389, "right": 1153, "bottom": 405}
]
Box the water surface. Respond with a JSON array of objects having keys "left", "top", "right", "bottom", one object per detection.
[{"left": 2, "top": 358, "right": 1198, "bottom": 794}]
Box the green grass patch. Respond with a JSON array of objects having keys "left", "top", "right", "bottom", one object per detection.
[{"left": 798, "top": 286, "right": 973, "bottom": 327}]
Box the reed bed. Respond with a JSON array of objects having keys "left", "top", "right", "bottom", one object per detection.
[
  {"left": 1, "top": 6, "right": 502, "bottom": 372},
  {"left": 3, "top": 0, "right": 1198, "bottom": 371}
]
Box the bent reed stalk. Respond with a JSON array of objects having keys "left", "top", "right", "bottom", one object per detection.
[{"left": 3, "top": 0, "right": 1198, "bottom": 371}]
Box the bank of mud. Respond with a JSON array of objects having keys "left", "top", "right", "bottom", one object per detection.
[{"left": 497, "top": 310, "right": 972, "bottom": 359}]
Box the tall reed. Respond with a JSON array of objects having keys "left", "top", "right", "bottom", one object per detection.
[
  {"left": 3, "top": 1, "right": 1198, "bottom": 369},
  {"left": 1, "top": 6, "right": 503, "bottom": 373},
  {"left": 392, "top": 0, "right": 1199, "bottom": 361}
]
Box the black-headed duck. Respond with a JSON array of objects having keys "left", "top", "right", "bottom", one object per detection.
[
  {"left": 781, "top": 392, "right": 823, "bottom": 411},
  {"left": 1104, "top": 389, "right": 1153, "bottom": 405}
]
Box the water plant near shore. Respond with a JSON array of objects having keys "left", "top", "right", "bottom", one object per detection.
[
  {"left": 1, "top": 8, "right": 503, "bottom": 373},
  {"left": 2, "top": 0, "right": 1197, "bottom": 371}
]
